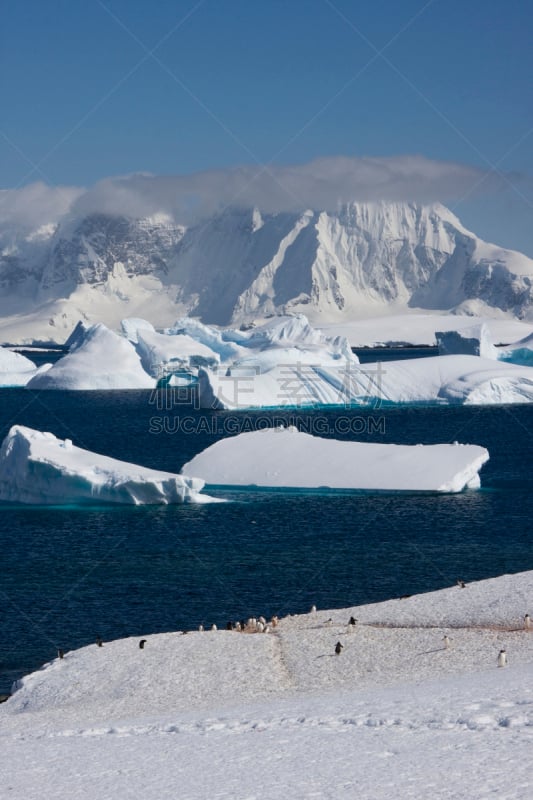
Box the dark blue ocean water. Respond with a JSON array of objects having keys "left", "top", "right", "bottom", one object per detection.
[{"left": 0, "top": 379, "right": 532, "bottom": 693}]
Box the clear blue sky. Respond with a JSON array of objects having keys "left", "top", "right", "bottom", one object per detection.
[{"left": 2, "top": 0, "right": 533, "bottom": 253}]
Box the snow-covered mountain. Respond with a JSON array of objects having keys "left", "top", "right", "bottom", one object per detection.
[{"left": 1, "top": 202, "right": 533, "bottom": 343}]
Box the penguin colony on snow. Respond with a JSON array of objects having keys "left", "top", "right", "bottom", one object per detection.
[{"left": 52, "top": 600, "right": 531, "bottom": 665}]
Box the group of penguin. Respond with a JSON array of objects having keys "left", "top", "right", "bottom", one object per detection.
[{"left": 56, "top": 612, "right": 532, "bottom": 665}]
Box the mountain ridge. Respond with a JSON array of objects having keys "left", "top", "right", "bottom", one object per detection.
[{"left": 1, "top": 201, "right": 532, "bottom": 343}]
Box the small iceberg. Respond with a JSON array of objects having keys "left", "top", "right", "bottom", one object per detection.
[
  {"left": 181, "top": 427, "right": 490, "bottom": 493},
  {"left": 0, "top": 426, "right": 211, "bottom": 505},
  {"left": 0, "top": 346, "right": 52, "bottom": 387}
]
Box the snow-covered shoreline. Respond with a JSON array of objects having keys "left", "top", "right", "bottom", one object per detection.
[{"left": 2, "top": 570, "right": 532, "bottom": 799}]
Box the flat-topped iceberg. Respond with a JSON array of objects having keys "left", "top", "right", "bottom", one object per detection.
[
  {"left": 198, "top": 353, "right": 533, "bottom": 408},
  {"left": 0, "top": 426, "right": 210, "bottom": 505},
  {"left": 181, "top": 427, "right": 490, "bottom": 492},
  {"left": 26, "top": 323, "right": 155, "bottom": 390}
]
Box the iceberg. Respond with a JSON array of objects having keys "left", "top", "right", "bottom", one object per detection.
[
  {"left": 197, "top": 354, "right": 533, "bottom": 409},
  {"left": 26, "top": 323, "right": 155, "bottom": 390},
  {"left": 496, "top": 331, "right": 533, "bottom": 367},
  {"left": 0, "top": 346, "right": 51, "bottom": 387},
  {"left": 0, "top": 426, "right": 211, "bottom": 505},
  {"left": 120, "top": 317, "right": 156, "bottom": 344},
  {"left": 436, "top": 324, "right": 498, "bottom": 359},
  {"left": 135, "top": 329, "right": 220, "bottom": 380},
  {"left": 181, "top": 427, "right": 490, "bottom": 493}
]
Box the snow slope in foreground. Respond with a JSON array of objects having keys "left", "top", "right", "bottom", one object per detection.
[
  {"left": 181, "top": 427, "right": 489, "bottom": 492},
  {"left": 0, "top": 425, "right": 210, "bottom": 505},
  {"left": 2, "top": 571, "right": 533, "bottom": 800}
]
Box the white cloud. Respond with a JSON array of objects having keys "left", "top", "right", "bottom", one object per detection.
[
  {"left": 0, "top": 156, "right": 507, "bottom": 229},
  {"left": 0, "top": 182, "right": 83, "bottom": 230}
]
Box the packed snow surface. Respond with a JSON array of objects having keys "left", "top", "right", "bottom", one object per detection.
[
  {"left": 0, "top": 425, "right": 209, "bottom": 505},
  {"left": 181, "top": 426, "right": 489, "bottom": 492},
  {"left": 2, "top": 571, "right": 533, "bottom": 799}
]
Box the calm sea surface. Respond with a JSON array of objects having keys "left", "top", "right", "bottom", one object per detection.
[{"left": 0, "top": 349, "right": 532, "bottom": 693}]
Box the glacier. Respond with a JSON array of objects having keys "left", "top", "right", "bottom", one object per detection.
[
  {"left": 181, "top": 427, "right": 489, "bottom": 493},
  {"left": 0, "top": 426, "right": 210, "bottom": 505}
]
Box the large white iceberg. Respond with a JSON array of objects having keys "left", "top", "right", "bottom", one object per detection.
[
  {"left": 0, "top": 426, "right": 210, "bottom": 505},
  {"left": 26, "top": 323, "right": 155, "bottom": 390},
  {"left": 181, "top": 427, "right": 490, "bottom": 493},
  {"left": 197, "top": 353, "right": 533, "bottom": 408}
]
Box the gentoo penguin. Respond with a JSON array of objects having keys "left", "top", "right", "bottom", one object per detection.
[
  {"left": 497, "top": 649, "right": 507, "bottom": 668},
  {"left": 524, "top": 614, "right": 531, "bottom": 630},
  {"left": 210, "top": 624, "right": 217, "bottom": 632},
  {"left": 96, "top": 636, "right": 103, "bottom": 647},
  {"left": 310, "top": 605, "right": 317, "bottom": 614},
  {"left": 457, "top": 579, "right": 466, "bottom": 588},
  {"left": 348, "top": 616, "right": 357, "bottom": 627},
  {"left": 58, "top": 649, "right": 64, "bottom": 659},
  {"left": 139, "top": 639, "right": 147, "bottom": 649},
  {"left": 256, "top": 621, "right": 265, "bottom": 633},
  {"left": 335, "top": 641, "right": 344, "bottom": 655},
  {"left": 443, "top": 635, "right": 451, "bottom": 649}
]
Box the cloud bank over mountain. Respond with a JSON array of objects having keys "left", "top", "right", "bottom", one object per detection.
[{"left": 0, "top": 155, "right": 506, "bottom": 229}]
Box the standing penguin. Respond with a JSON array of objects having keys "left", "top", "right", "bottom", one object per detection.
[
  {"left": 497, "top": 648, "right": 507, "bottom": 668},
  {"left": 57, "top": 649, "right": 64, "bottom": 659},
  {"left": 335, "top": 641, "right": 344, "bottom": 655},
  {"left": 443, "top": 635, "right": 451, "bottom": 649},
  {"left": 524, "top": 614, "right": 531, "bottom": 630},
  {"left": 139, "top": 639, "right": 147, "bottom": 649},
  {"left": 96, "top": 636, "right": 103, "bottom": 647}
]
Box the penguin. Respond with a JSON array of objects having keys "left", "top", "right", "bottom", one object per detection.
[
  {"left": 226, "top": 621, "right": 233, "bottom": 631},
  {"left": 443, "top": 635, "right": 451, "bottom": 649},
  {"left": 198, "top": 624, "right": 204, "bottom": 632},
  {"left": 524, "top": 614, "right": 531, "bottom": 630},
  {"left": 497, "top": 648, "right": 507, "bottom": 668},
  {"left": 235, "top": 622, "right": 242, "bottom": 632},
  {"left": 256, "top": 621, "right": 265, "bottom": 633},
  {"left": 58, "top": 649, "right": 64, "bottom": 659},
  {"left": 258, "top": 616, "right": 266, "bottom": 625},
  {"left": 270, "top": 616, "right": 279, "bottom": 627},
  {"left": 335, "top": 641, "right": 344, "bottom": 655},
  {"left": 348, "top": 616, "right": 357, "bottom": 627},
  {"left": 457, "top": 579, "right": 466, "bottom": 589},
  {"left": 310, "top": 605, "right": 317, "bottom": 614},
  {"left": 96, "top": 636, "right": 103, "bottom": 647},
  {"left": 210, "top": 624, "right": 217, "bottom": 632},
  {"left": 139, "top": 639, "right": 147, "bottom": 649}
]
